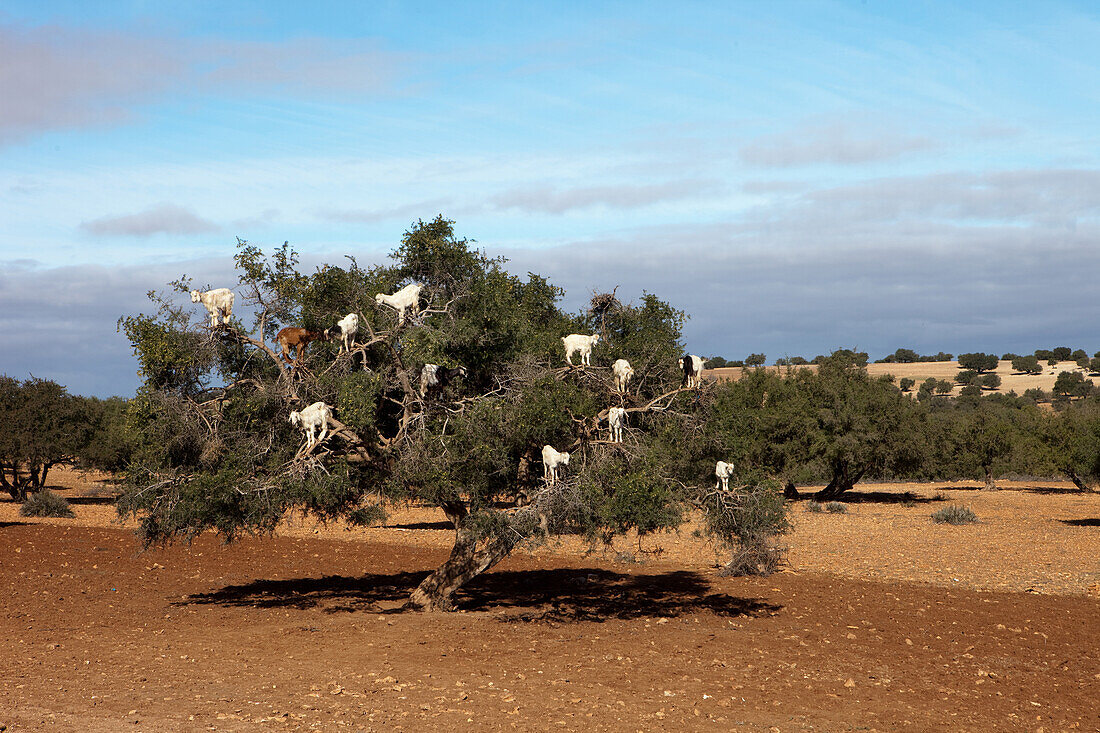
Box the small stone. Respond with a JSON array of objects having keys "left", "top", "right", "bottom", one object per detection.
[{"left": 844, "top": 679, "right": 856, "bottom": 688}]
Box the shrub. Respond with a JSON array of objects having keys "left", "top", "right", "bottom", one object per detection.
[
  {"left": 899, "top": 377, "right": 915, "bottom": 392},
  {"left": 744, "top": 353, "right": 766, "bottom": 367},
  {"left": 931, "top": 505, "right": 977, "bottom": 525},
  {"left": 959, "top": 385, "right": 981, "bottom": 398},
  {"left": 934, "top": 380, "right": 954, "bottom": 395},
  {"left": 805, "top": 501, "right": 824, "bottom": 513},
  {"left": 702, "top": 476, "right": 790, "bottom": 577},
  {"left": 20, "top": 489, "right": 75, "bottom": 518},
  {"left": 1053, "top": 346, "right": 1072, "bottom": 361},
  {"left": 824, "top": 501, "right": 847, "bottom": 514}
]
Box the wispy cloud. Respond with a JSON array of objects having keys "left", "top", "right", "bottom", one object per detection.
[
  {"left": 317, "top": 199, "right": 453, "bottom": 224},
  {"left": 740, "top": 123, "right": 935, "bottom": 167},
  {"left": 80, "top": 204, "right": 219, "bottom": 237},
  {"left": 0, "top": 23, "right": 408, "bottom": 145},
  {"left": 491, "top": 179, "right": 721, "bottom": 214}
]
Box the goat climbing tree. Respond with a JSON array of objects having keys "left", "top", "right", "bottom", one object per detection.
[{"left": 118, "top": 216, "right": 789, "bottom": 611}]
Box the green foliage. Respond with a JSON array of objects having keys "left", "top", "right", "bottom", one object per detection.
[
  {"left": 957, "top": 353, "right": 998, "bottom": 373},
  {"left": 892, "top": 348, "right": 919, "bottom": 363},
  {"left": 899, "top": 377, "right": 915, "bottom": 392},
  {"left": 824, "top": 501, "right": 847, "bottom": 514},
  {"left": 20, "top": 489, "right": 75, "bottom": 518},
  {"left": 1054, "top": 371, "right": 1093, "bottom": 398},
  {"left": 0, "top": 376, "right": 96, "bottom": 501},
  {"left": 1011, "top": 355, "right": 1041, "bottom": 375},
  {"left": 744, "top": 353, "right": 766, "bottom": 367},
  {"left": 931, "top": 505, "right": 978, "bottom": 525},
  {"left": 956, "top": 369, "right": 979, "bottom": 385},
  {"left": 980, "top": 373, "right": 1001, "bottom": 390},
  {"left": 1052, "top": 346, "right": 1072, "bottom": 361},
  {"left": 706, "top": 356, "right": 730, "bottom": 368}
]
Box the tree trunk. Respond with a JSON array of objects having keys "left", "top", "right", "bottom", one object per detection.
[
  {"left": 406, "top": 526, "right": 515, "bottom": 611},
  {"left": 1064, "top": 469, "right": 1098, "bottom": 493},
  {"left": 813, "top": 464, "right": 867, "bottom": 502},
  {"left": 783, "top": 481, "right": 799, "bottom": 500},
  {"left": 982, "top": 464, "right": 997, "bottom": 491}
]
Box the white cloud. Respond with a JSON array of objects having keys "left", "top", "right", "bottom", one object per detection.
[
  {"left": 491, "top": 179, "right": 722, "bottom": 214},
  {"left": 80, "top": 204, "right": 219, "bottom": 237},
  {"left": 740, "top": 123, "right": 935, "bottom": 167}
]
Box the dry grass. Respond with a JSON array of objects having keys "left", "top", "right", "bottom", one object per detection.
[{"left": 707, "top": 359, "right": 1093, "bottom": 397}]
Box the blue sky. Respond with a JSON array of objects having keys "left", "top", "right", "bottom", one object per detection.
[{"left": 2, "top": 1, "right": 1100, "bottom": 396}]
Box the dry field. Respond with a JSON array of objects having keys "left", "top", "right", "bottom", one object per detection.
[
  {"left": 708, "top": 360, "right": 1090, "bottom": 397},
  {"left": 1, "top": 468, "right": 1098, "bottom": 731}
]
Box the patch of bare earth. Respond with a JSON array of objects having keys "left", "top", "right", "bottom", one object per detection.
[{"left": 1, "top": 468, "right": 1097, "bottom": 731}]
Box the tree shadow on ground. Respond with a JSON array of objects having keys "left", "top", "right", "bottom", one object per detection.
[
  {"left": 64, "top": 495, "right": 119, "bottom": 505},
  {"left": 820, "top": 490, "right": 949, "bottom": 505},
  {"left": 382, "top": 520, "right": 453, "bottom": 531},
  {"left": 0, "top": 521, "right": 28, "bottom": 528},
  {"left": 1023, "top": 486, "right": 1094, "bottom": 495},
  {"left": 179, "top": 567, "right": 780, "bottom": 622},
  {"left": 1059, "top": 518, "right": 1100, "bottom": 527}
]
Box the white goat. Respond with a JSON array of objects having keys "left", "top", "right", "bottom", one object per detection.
[
  {"left": 562, "top": 333, "right": 600, "bottom": 367},
  {"left": 330, "top": 313, "right": 359, "bottom": 353},
  {"left": 190, "top": 288, "right": 235, "bottom": 327},
  {"left": 682, "top": 354, "right": 707, "bottom": 388},
  {"left": 608, "top": 407, "right": 627, "bottom": 443},
  {"left": 542, "top": 445, "right": 570, "bottom": 485},
  {"left": 288, "top": 401, "right": 333, "bottom": 451},
  {"left": 715, "top": 460, "right": 735, "bottom": 491},
  {"left": 419, "top": 364, "right": 468, "bottom": 397},
  {"left": 612, "top": 358, "right": 635, "bottom": 393},
  {"left": 374, "top": 283, "right": 422, "bottom": 324}
]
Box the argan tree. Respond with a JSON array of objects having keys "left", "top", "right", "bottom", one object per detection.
[
  {"left": 117, "top": 218, "right": 787, "bottom": 611},
  {"left": 0, "top": 376, "right": 94, "bottom": 501}
]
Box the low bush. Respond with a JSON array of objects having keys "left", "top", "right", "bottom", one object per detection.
[
  {"left": 931, "top": 505, "right": 978, "bottom": 525},
  {"left": 20, "top": 489, "right": 75, "bottom": 518},
  {"left": 824, "top": 501, "right": 848, "bottom": 514}
]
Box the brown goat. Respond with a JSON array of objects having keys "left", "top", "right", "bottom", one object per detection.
[{"left": 277, "top": 327, "right": 328, "bottom": 363}]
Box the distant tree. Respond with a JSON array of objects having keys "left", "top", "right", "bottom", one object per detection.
[
  {"left": 956, "top": 369, "right": 979, "bottom": 386},
  {"left": 1011, "top": 355, "right": 1042, "bottom": 375},
  {"left": 1022, "top": 388, "right": 1047, "bottom": 403},
  {"left": 78, "top": 396, "right": 136, "bottom": 472},
  {"left": 706, "top": 356, "right": 730, "bottom": 368},
  {"left": 0, "top": 376, "right": 94, "bottom": 501},
  {"left": 1035, "top": 349, "right": 1055, "bottom": 361},
  {"left": 1053, "top": 346, "right": 1073, "bottom": 361},
  {"left": 744, "top": 353, "right": 766, "bottom": 367},
  {"left": 1048, "top": 358, "right": 1059, "bottom": 368},
  {"left": 980, "top": 373, "right": 1001, "bottom": 390},
  {"left": 1077, "top": 356, "right": 1091, "bottom": 370},
  {"left": 899, "top": 377, "right": 915, "bottom": 392},
  {"left": 788, "top": 356, "right": 809, "bottom": 365},
  {"left": 1089, "top": 357, "right": 1100, "bottom": 375},
  {"left": 892, "top": 348, "right": 919, "bottom": 363},
  {"left": 948, "top": 401, "right": 1014, "bottom": 489},
  {"left": 957, "top": 353, "right": 998, "bottom": 373},
  {"left": 1054, "top": 371, "right": 1093, "bottom": 398},
  {"left": 932, "top": 352, "right": 954, "bottom": 362},
  {"left": 1001, "top": 353, "right": 1019, "bottom": 361},
  {"left": 934, "top": 380, "right": 954, "bottom": 395},
  {"left": 1071, "top": 349, "right": 1088, "bottom": 362}
]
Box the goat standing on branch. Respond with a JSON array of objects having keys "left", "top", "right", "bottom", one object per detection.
[
  {"left": 419, "top": 364, "right": 468, "bottom": 398},
  {"left": 289, "top": 402, "right": 333, "bottom": 452},
  {"left": 375, "top": 283, "right": 423, "bottom": 325},
  {"left": 277, "top": 327, "right": 328, "bottom": 364},
  {"left": 608, "top": 406, "right": 627, "bottom": 443},
  {"left": 715, "top": 460, "right": 734, "bottom": 491},
  {"left": 612, "top": 358, "right": 635, "bottom": 393},
  {"left": 562, "top": 333, "right": 600, "bottom": 367},
  {"left": 542, "top": 445, "right": 570, "bottom": 485},
  {"left": 327, "top": 313, "right": 359, "bottom": 353},
  {"left": 190, "top": 288, "right": 235, "bottom": 327},
  {"left": 682, "top": 354, "right": 707, "bottom": 388}
]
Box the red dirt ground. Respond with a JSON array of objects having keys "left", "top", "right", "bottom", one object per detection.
[{"left": 1, "top": 472, "right": 1098, "bottom": 731}]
